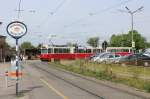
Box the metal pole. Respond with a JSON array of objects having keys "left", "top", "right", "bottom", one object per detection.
[
  {"left": 131, "top": 13, "right": 134, "bottom": 52},
  {"left": 0, "top": 48, "right": 2, "bottom": 62},
  {"left": 16, "top": 39, "right": 19, "bottom": 96},
  {"left": 18, "top": 0, "right": 22, "bottom": 19},
  {"left": 122, "top": 6, "right": 143, "bottom": 52},
  {"left": 131, "top": 14, "right": 133, "bottom": 43},
  {"left": 5, "top": 71, "right": 8, "bottom": 88}
]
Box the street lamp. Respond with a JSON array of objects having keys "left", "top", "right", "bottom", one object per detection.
[
  {"left": 119, "top": 6, "right": 143, "bottom": 51},
  {"left": 125, "top": 6, "right": 143, "bottom": 50}
]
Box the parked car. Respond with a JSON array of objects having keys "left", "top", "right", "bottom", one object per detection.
[
  {"left": 91, "top": 52, "right": 110, "bottom": 62},
  {"left": 88, "top": 53, "right": 101, "bottom": 61},
  {"left": 96, "top": 53, "right": 122, "bottom": 63},
  {"left": 118, "top": 53, "right": 150, "bottom": 66}
]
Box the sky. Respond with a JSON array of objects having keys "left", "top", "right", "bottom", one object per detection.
[{"left": 0, "top": 0, "right": 150, "bottom": 46}]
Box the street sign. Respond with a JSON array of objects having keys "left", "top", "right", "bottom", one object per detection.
[
  {"left": 6, "top": 21, "right": 27, "bottom": 96},
  {"left": 6, "top": 21, "right": 27, "bottom": 39},
  {"left": 132, "top": 41, "right": 135, "bottom": 48}
]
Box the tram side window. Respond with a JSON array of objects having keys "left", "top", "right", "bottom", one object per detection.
[
  {"left": 48, "top": 48, "right": 52, "bottom": 53},
  {"left": 63, "top": 48, "right": 70, "bottom": 53},
  {"left": 86, "top": 49, "right": 92, "bottom": 53},
  {"left": 54, "top": 48, "right": 59, "bottom": 53},
  {"left": 111, "top": 49, "right": 116, "bottom": 52},
  {"left": 122, "top": 49, "right": 129, "bottom": 52},
  {"left": 79, "top": 49, "right": 86, "bottom": 53},
  {"left": 74, "top": 49, "right": 86, "bottom": 53},
  {"left": 41, "top": 49, "right": 48, "bottom": 54},
  {"left": 54, "top": 48, "right": 70, "bottom": 53},
  {"left": 93, "top": 49, "right": 100, "bottom": 53}
]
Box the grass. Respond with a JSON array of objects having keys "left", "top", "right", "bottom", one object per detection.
[{"left": 49, "top": 59, "right": 150, "bottom": 93}]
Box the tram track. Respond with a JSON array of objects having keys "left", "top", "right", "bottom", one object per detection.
[
  {"left": 29, "top": 62, "right": 105, "bottom": 99},
  {"left": 27, "top": 61, "right": 149, "bottom": 99}
]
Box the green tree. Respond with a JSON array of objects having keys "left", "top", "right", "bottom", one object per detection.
[
  {"left": 20, "top": 42, "right": 35, "bottom": 50},
  {"left": 128, "top": 30, "right": 146, "bottom": 50},
  {"left": 110, "top": 34, "right": 130, "bottom": 47},
  {"left": 87, "top": 37, "right": 99, "bottom": 47},
  {"left": 37, "top": 43, "right": 42, "bottom": 49},
  {"left": 4, "top": 42, "right": 11, "bottom": 49},
  {"left": 109, "top": 30, "right": 146, "bottom": 50},
  {"left": 145, "top": 42, "right": 150, "bottom": 48}
]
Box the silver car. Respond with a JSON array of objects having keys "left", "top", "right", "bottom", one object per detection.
[{"left": 96, "top": 53, "right": 122, "bottom": 63}]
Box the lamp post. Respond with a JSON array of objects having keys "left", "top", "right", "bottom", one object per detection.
[{"left": 125, "top": 6, "right": 143, "bottom": 52}]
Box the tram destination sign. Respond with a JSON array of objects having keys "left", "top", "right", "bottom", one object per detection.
[{"left": 6, "top": 21, "right": 27, "bottom": 39}]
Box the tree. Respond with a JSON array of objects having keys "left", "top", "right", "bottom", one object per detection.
[
  {"left": 20, "top": 42, "right": 35, "bottom": 50},
  {"left": 128, "top": 30, "right": 146, "bottom": 50},
  {"left": 4, "top": 42, "right": 11, "bottom": 49},
  {"left": 37, "top": 43, "right": 42, "bottom": 49},
  {"left": 145, "top": 42, "right": 150, "bottom": 48},
  {"left": 109, "top": 34, "right": 130, "bottom": 47},
  {"left": 109, "top": 30, "right": 146, "bottom": 50},
  {"left": 87, "top": 37, "right": 99, "bottom": 47}
]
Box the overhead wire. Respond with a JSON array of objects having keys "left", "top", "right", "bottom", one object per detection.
[
  {"left": 92, "top": 0, "right": 133, "bottom": 15},
  {"left": 37, "top": 0, "right": 67, "bottom": 28},
  {"left": 50, "top": 0, "right": 66, "bottom": 15},
  {"left": 64, "top": 0, "right": 134, "bottom": 28}
]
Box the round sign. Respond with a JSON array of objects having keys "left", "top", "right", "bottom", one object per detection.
[{"left": 6, "top": 21, "right": 27, "bottom": 39}]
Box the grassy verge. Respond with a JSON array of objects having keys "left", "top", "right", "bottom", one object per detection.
[{"left": 49, "top": 60, "right": 150, "bottom": 93}]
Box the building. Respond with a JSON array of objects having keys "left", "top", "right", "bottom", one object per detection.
[{"left": 0, "top": 35, "right": 6, "bottom": 62}]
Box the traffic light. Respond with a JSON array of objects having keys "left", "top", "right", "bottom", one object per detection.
[{"left": 102, "top": 41, "right": 108, "bottom": 50}]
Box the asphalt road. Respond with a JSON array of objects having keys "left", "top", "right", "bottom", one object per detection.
[{"left": 22, "top": 60, "right": 150, "bottom": 99}]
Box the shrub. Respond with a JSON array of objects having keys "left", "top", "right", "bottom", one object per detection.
[{"left": 144, "top": 83, "right": 150, "bottom": 92}]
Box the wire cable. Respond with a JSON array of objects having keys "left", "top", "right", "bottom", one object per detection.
[
  {"left": 37, "top": 0, "right": 67, "bottom": 28},
  {"left": 51, "top": 0, "right": 66, "bottom": 15},
  {"left": 64, "top": 0, "right": 134, "bottom": 28}
]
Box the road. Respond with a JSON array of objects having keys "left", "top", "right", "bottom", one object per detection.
[{"left": 20, "top": 60, "right": 150, "bottom": 99}]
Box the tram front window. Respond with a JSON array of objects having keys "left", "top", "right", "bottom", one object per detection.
[{"left": 41, "top": 49, "right": 48, "bottom": 54}]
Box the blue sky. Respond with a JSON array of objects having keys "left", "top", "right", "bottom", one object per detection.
[{"left": 0, "top": 0, "right": 150, "bottom": 46}]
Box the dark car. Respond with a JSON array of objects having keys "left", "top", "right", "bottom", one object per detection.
[{"left": 118, "top": 53, "right": 150, "bottom": 66}]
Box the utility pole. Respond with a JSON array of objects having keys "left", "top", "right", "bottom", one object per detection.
[
  {"left": 16, "top": 0, "right": 24, "bottom": 19},
  {"left": 119, "top": 6, "right": 143, "bottom": 52},
  {"left": 125, "top": 6, "right": 143, "bottom": 51}
]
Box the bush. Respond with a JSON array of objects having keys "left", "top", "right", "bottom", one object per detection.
[{"left": 144, "top": 83, "right": 150, "bottom": 92}]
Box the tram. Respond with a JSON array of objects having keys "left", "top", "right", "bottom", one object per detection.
[
  {"left": 106, "top": 47, "right": 132, "bottom": 56},
  {"left": 40, "top": 45, "right": 102, "bottom": 61},
  {"left": 40, "top": 45, "right": 132, "bottom": 61}
]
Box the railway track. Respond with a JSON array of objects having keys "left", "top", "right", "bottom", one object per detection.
[
  {"left": 30, "top": 62, "right": 105, "bottom": 99},
  {"left": 27, "top": 61, "right": 149, "bottom": 99}
]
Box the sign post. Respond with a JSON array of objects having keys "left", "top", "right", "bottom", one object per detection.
[{"left": 6, "top": 21, "right": 27, "bottom": 96}]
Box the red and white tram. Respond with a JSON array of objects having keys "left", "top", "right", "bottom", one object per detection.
[
  {"left": 106, "top": 47, "right": 133, "bottom": 56},
  {"left": 40, "top": 45, "right": 102, "bottom": 61},
  {"left": 40, "top": 45, "right": 132, "bottom": 61}
]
